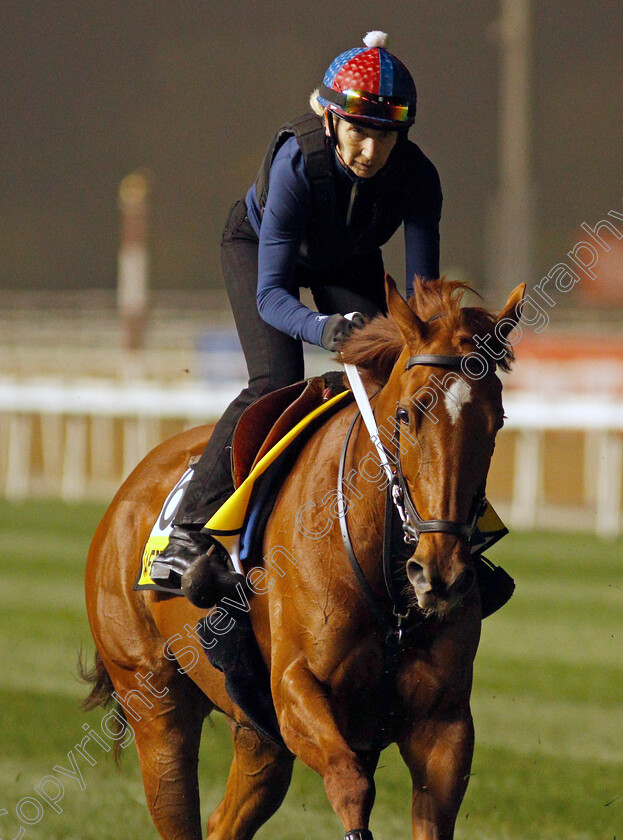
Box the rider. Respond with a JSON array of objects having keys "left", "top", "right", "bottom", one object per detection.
[{"left": 151, "top": 31, "right": 443, "bottom": 604}]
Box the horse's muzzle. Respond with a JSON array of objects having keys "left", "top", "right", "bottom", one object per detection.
[{"left": 406, "top": 558, "right": 475, "bottom": 615}]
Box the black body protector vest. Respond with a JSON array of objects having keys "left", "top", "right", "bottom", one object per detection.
[{"left": 253, "top": 114, "right": 429, "bottom": 268}]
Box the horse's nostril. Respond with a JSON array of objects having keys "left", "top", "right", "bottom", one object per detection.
[
  {"left": 452, "top": 567, "right": 476, "bottom": 597},
  {"left": 406, "top": 559, "right": 426, "bottom": 586}
]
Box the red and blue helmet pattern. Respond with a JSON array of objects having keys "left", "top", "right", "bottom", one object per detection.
[{"left": 318, "top": 45, "right": 417, "bottom": 128}]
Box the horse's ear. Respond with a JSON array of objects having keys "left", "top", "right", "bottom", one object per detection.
[
  {"left": 385, "top": 274, "right": 426, "bottom": 342},
  {"left": 495, "top": 283, "right": 526, "bottom": 338}
]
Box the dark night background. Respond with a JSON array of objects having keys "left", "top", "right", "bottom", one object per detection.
[{"left": 1, "top": 1, "right": 622, "bottom": 296}]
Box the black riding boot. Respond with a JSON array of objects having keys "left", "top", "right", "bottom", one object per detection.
[
  {"left": 148, "top": 421, "right": 247, "bottom": 607},
  {"left": 150, "top": 526, "right": 215, "bottom": 581}
]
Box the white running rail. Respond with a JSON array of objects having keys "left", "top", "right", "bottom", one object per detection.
[{"left": 0, "top": 378, "right": 621, "bottom": 538}]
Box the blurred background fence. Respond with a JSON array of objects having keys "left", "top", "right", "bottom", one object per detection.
[{"left": 1, "top": 288, "right": 623, "bottom": 539}]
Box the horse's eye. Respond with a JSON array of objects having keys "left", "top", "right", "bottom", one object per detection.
[{"left": 397, "top": 407, "right": 410, "bottom": 424}]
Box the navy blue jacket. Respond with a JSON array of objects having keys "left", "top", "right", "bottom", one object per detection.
[{"left": 245, "top": 134, "right": 442, "bottom": 346}]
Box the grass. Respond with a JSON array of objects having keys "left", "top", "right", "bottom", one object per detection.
[{"left": 0, "top": 500, "right": 622, "bottom": 839}]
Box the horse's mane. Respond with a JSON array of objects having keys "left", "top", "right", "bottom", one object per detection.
[{"left": 340, "top": 278, "right": 515, "bottom": 387}]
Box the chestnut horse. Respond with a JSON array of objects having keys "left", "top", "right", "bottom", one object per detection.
[{"left": 83, "top": 277, "right": 524, "bottom": 840}]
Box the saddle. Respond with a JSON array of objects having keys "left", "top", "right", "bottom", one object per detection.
[
  {"left": 231, "top": 376, "right": 328, "bottom": 488},
  {"left": 203, "top": 375, "right": 352, "bottom": 563}
]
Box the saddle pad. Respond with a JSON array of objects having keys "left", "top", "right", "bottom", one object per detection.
[
  {"left": 134, "top": 466, "right": 196, "bottom": 591},
  {"left": 471, "top": 501, "right": 508, "bottom": 554}
]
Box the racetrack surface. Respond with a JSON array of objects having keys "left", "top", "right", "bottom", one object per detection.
[{"left": 0, "top": 501, "right": 621, "bottom": 839}]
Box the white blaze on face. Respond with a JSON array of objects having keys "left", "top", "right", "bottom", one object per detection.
[{"left": 444, "top": 378, "right": 472, "bottom": 424}]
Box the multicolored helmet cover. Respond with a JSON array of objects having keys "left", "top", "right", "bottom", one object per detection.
[{"left": 317, "top": 32, "right": 416, "bottom": 129}]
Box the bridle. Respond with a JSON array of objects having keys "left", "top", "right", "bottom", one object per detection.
[
  {"left": 393, "top": 353, "right": 487, "bottom": 544},
  {"left": 337, "top": 352, "right": 487, "bottom": 628}
]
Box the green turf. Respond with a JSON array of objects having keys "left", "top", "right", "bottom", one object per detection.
[{"left": 0, "top": 500, "right": 622, "bottom": 839}]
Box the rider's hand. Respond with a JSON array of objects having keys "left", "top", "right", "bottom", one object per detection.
[{"left": 321, "top": 312, "right": 365, "bottom": 351}]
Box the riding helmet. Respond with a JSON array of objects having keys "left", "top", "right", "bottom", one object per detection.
[{"left": 316, "top": 31, "right": 417, "bottom": 130}]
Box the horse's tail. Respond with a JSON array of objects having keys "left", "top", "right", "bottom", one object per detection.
[{"left": 78, "top": 648, "right": 128, "bottom": 765}]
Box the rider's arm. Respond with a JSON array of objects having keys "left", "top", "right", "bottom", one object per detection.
[
  {"left": 403, "top": 149, "right": 443, "bottom": 300},
  {"left": 254, "top": 140, "right": 330, "bottom": 347}
]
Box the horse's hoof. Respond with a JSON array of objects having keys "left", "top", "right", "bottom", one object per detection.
[{"left": 344, "top": 830, "right": 373, "bottom": 840}]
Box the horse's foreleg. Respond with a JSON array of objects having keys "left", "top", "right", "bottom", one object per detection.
[
  {"left": 398, "top": 710, "right": 474, "bottom": 840},
  {"left": 206, "top": 723, "right": 294, "bottom": 840},
  {"left": 274, "top": 657, "right": 375, "bottom": 836}
]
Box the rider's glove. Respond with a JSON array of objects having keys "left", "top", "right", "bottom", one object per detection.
[{"left": 321, "top": 312, "right": 365, "bottom": 352}]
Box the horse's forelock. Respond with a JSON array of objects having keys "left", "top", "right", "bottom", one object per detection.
[
  {"left": 459, "top": 306, "right": 515, "bottom": 372},
  {"left": 411, "top": 279, "right": 515, "bottom": 372},
  {"left": 411, "top": 278, "right": 474, "bottom": 324}
]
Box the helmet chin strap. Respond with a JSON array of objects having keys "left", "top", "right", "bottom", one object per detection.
[
  {"left": 325, "top": 110, "right": 339, "bottom": 148},
  {"left": 325, "top": 111, "right": 350, "bottom": 172}
]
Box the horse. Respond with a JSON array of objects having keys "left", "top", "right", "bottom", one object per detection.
[{"left": 82, "top": 276, "right": 524, "bottom": 840}]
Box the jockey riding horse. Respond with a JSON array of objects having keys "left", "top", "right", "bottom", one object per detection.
[{"left": 150, "top": 31, "right": 511, "bottom": 615}]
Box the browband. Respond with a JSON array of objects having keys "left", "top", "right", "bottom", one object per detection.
[{"left": 405, "top": 354, "right": 464, "bottom": 370}]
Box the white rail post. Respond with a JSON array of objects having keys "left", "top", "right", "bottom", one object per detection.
[
  {"left": 122, "top": 416, "right": 160, "bottom": 480},
  {"left": 510, "top": 427, "right": 543, "bottom": 528},
  {"left": 583, "top": 430, "right": 601, "bottom": 509},
  {"left": 61, "top": 416, "right": 88, "bottom": 500},
  {"left": 596, "top": 431, "right": 622, "bottom": 538},
  {"left": 5, "top": 414, "right": 33, "bottom": 499},
  {"left": 90, "top": 415, "right": 115, "bottom": 491},
  {"left": 40, "top": 413, "right": 64, "bottom": 496}
]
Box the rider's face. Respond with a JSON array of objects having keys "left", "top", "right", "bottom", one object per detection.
[{"left": 327, "top": 115, "right": 398, "bottom": 178}]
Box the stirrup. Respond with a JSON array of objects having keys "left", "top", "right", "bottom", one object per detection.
[
  {"left": 345, "top": 830, "right": 373, "bottom": 840},
  {"left": 181, "top": 540, "right": 245, "bottom": 609}
]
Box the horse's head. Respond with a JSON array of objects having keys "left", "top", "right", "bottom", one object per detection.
[{"left": 341, "top": 276, "right": 525, "bottom": 618}]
